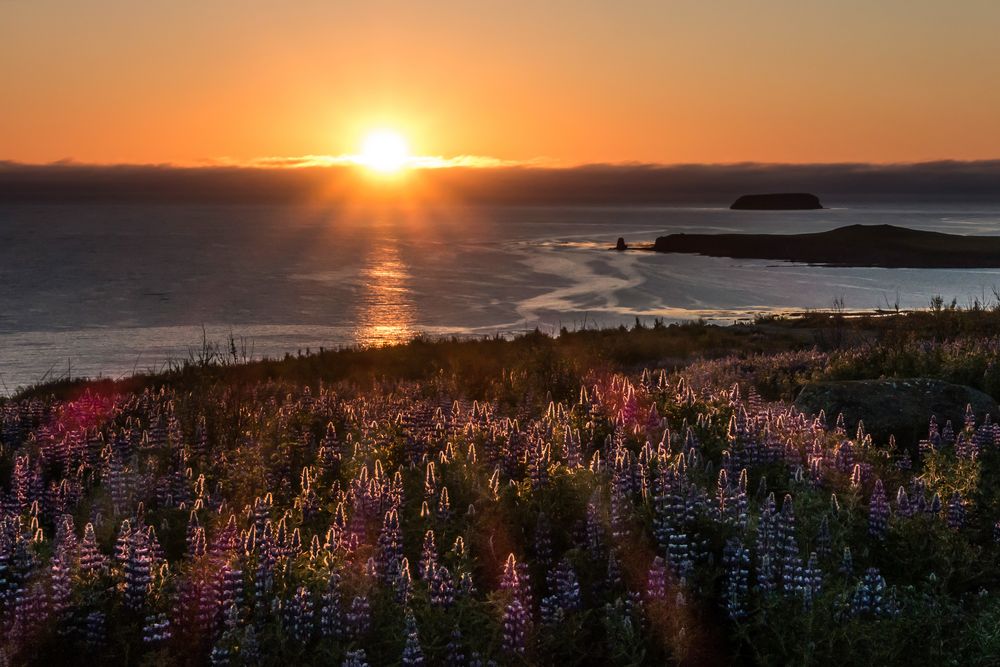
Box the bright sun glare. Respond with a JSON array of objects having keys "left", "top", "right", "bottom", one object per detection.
[{"left": 358, "top": 130, "right": 409, "bottom": 173}]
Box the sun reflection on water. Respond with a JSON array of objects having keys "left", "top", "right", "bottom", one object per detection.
[{"left": 353, "top": 241, "right": 417, "bottom": 346}]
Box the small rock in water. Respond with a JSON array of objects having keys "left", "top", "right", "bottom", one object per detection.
[{"left": 615, "top": 237, "right": 627, "bottom": 251}]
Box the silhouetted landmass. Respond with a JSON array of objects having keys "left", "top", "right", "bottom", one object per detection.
[
  {"left": 3, "top": 160, "right": 1000, "bottom": 204},
  {"left": 653, "top": 224, "right": 1000, "bottom": 267},
  {"left": 730, "top": 192, "right": 822, "bottom": 209}
]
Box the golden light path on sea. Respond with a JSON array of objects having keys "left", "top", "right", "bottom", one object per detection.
[{"left": 353, "top": 241, "right": 416, "bottom": 347}]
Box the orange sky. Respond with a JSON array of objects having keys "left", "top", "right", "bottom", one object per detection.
[{"left": 3, "top": 0, "right": 999, "bottom": 166}]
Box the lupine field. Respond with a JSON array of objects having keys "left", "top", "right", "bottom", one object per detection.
[{"left": 4, "top": 321, "right": 1000, "bottom": 665}]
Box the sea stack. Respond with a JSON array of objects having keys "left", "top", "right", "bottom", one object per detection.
[
  {"left": 615, "top": 237, "right": 627, "bottom": 251},
  {"left": 730, "top": 193, "right": 823, "bottom": 210}
]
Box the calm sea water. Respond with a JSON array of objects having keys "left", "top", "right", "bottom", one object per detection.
[{"left": 3, "top": 201, "right": 1000, "bottom": 391}]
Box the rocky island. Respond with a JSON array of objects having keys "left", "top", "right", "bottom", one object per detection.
[
  {"left": 730, "top": 192, "right": 823, "bottom": 209},
  {"left": 653, "top": 224, "right": 1000, "bottom": 268}
]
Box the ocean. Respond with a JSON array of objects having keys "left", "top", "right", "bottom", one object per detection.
[{"left": 3, "top": 201, "right": 1000, "bottom": 391}]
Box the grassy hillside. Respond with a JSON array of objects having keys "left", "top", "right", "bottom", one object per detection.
[{"left": 3, "top": 310, "right": 1000, "bottom": 665}]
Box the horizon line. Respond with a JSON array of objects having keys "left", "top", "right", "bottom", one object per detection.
[{"left": 4, "top": 156, "right": 1000, "bottom": 172}]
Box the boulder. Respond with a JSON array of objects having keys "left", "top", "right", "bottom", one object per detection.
[
  {"left": 615, "top": 237, "right": 628, "bottom": 251},
  {"left": 794, "top": 378, "right": 998, "bottom": 449}
]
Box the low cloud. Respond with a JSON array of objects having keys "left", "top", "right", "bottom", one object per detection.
[
  {"left": 206, "top": 153, "right": 526, "bottom": 170},
  {"left": 2, "top": 159, "right": 999, "bottom": 205}
]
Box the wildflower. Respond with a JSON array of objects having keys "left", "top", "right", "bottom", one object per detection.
[
  {"left": 342, "top": 649, "right": 370, "bottom": 667},
  {"left": 647, "top": 556, "right": 667, "bottom": 601},
  {"left": 723, "top": 540, "right": 750, "bottom": 620},
  {"left": 947, "top": 493, "right": 965, "bottom": 530},
  {"left": 502, "top": 598, "right": 529, "bottom": 657},
  {"left": 869, "top": 479, "right": 890, "bottom": 539},
  {"left": 401, "top": 610, "right": 425, "bottom": 666},
  {"left": 79, "top": 522, "right": 105, "bottom": 575},
  {"left": 347, "top": 595, "right": 371, "bottom": 639},
  {"left": 124, "top": 528, "right": 152, "bottom": 610},
  {"left": 418, "top": 529, "right": 437, "bottom": 579},
  {"left": 284, "top": 586, "right": 314, "bottom": 644},
  {"left": 850, "top": 567, "right": 897, "bottom": 618},
  {"left": 142, "top": 612, "right": 172, "bottom": 643},
  {"left": 429, "top": 563, "right": 455, "bottom": 608},
  {"left": 320, "top": 570, "right": 344, "bottom": 639},
  {"left": 446, "top": 625, "right": 466, "bottom": 665}
]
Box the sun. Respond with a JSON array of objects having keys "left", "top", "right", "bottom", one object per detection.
[{"left": 358, "top": 130, "right": 410, "bottom": 173}]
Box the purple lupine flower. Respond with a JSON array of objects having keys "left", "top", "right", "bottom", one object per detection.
[
  {"left": 646, "top": 556, "right": 667, "bottom": 601},
  {"left": 320, "top": 570, "right": 344, "bottom": 639},
  {"left": 929, "top": 492, "right": 942, "bottom": 515},
  {"left": 716, "top": 468, "right": 730, "bottom": 517},
  {"left": 534, "top": 512, "right": 553, "bottom": 568},
  {"left": 429, "top": 563, "right": 455, "bottom": 608},
  {"left": 553, "top": 558, "right": 581, "bottom": 612},
  {"left": 666, "top": 530, "right": 694, "bottom": 579},
  {"left": 209, "top": 642, "right": 231, "bottom": 666},
  {"left": 284, "top": 586, "right": 314, "bottom": 644},
  {"left": 469, "top": 652, "right": 498, "bottom": 667},
  {"left": 79, "top": 522, "right": 105, "bottom": 576},
  {"left": 815, "top": 515, "right": 831, "bottom": 558},
  {"left": 124, "top": 528, "right": 152, "bottom": 610},
  {"left": 347, "top": 594, "right": 371, "bottom": 639},
  {"left": 217, "top": 560, "right": 244, "bottom": 622},
  {"left": 942, "top": 420, "right": 955, "bottom": 446},
  {"left": 502, "top": 597, "right": 529, "bottom": 657},
  {"left": 850, "top": 567, "right": 896, "bottom": 618},
  {"left": 418, "top": 529, "right": 437, "bottom": 579},
  {"left": 609, "top": 452, "right": 632, "bottom": 541},
  {"left": 377, "top": 508, "right": 403, "bottom": 581},
  {"left": 839, "top": 546, "right": 853, "bottom": 577},
  {"left": 723, "top": 539, "right": 750, "bottom": 620},
  {"left": 586, "top": 500, "right": 604, "bottom": 554},
  {"left": 83, "top": 610, "right": 106, "bottom": 646},
  {"left": 868, "top": 479, "right": 890, "bottom": 539},
  {"left": 49, "top": 552, "right": 72, "bottom": 618},
  {"left": 115, "top": 518, "right": 133, "bottom": 565},
  {"left": 342, "top": 649, "right": 370, "bottom": 667},
  {"left": 849, "top": 464, "right": 863, "bottom": 490},
  {"left": 606, "top": 551, "right": 623, "bottom": 592},
  {"left": 895, "top": 486, "right": 912, "bottom": 518},
  {"left": 142, "top": 612, "right": 172, "bottom": 644},
  {"left": 255, "top": 522, "right": 276, "bottom": 604},
  {"left": 396, "top": 557, "right": 413, "bottom": 604},
  {"left": 424, "top": 462, "right": 437, "bottom": 499},
  {"left": 446, "top": 625, "right": 466, "bottom": 665},
  {"left": 401, "top": 610, "right": 425, "bottom": 666},
  {"left": 437, "top": 486, "right": 452, "bottom": 521},
  {"left": 755, "top": 492, "right": 778, "bottom": 594},
  {"left": 500, "top": 553, "right": 520, "bottom": 596},
  {"left": 777, "top": 494, "right": 801, "bottom": 596},
  {"left": 956, "top": 432, "right": 977, "bottom": 460},
  {"left": 799, "top": 552, "right": 822, "bottom": 609},
  {"left": 946, "top": 493, "right": 965, "bottom": 530},
  {"left": 735, "top": 468, "right": 749, "bottom": 530},
  {"left": 563, "top": 427, "right": 581, "bottom": 469}
]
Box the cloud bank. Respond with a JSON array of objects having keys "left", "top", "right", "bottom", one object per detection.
[{"left": 1, "top": 160, "right": 999, "bottom": 205}]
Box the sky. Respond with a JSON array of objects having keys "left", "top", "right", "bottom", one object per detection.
[{"left": 2, "top": 0, "right": 1000, "bottom": 166}]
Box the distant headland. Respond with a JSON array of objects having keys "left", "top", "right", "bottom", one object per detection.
[
  {"left": 730, "top": 193, "right": 823, "bottom": 210},
  {"left": 652, "top": 224, "right": 1000, "bottom": 268}
]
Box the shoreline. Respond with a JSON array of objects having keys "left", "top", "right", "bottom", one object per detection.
[{"left": 8, "top": 306, "right": 1000, "bottom": 401}]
